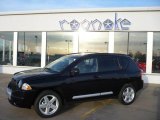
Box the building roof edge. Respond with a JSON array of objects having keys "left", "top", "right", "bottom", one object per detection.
[{"left": 0, "top": 7, "right": 160, "bottom": 16}]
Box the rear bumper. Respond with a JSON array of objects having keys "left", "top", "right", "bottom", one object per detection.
[{"left": 135, "top": 79, "right": 144, "bottom": 91}]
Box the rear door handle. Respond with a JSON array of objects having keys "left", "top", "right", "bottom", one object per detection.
[
  {"left": 65, "top": 78, "right": 75, "bottom": 84},
  {"left": 94, "top": 75, "right": 101, "bottom": 79}
]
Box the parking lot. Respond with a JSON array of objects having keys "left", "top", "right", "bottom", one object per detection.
[{"left": 0, "top": 73, "right": 160, "bottom": 120}]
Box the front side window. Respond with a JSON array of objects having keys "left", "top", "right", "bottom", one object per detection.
[
  {"left": 75, "top": 58, "right": 98, "bottom": 74},
  {"left": 17, "top": 32, "right": 41, "bottom": 67},
  {"left": 0, "top": 32, "right": 13, "bottom": 65},
  {"left": 46, "top": 55, "right": 79, "bottom": 72}
]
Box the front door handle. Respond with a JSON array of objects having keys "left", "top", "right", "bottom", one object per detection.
[{"left": 65, "top": 78, "right": 75, "bottom": 84}]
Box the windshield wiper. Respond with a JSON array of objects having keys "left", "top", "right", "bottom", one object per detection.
[
  {"left": 44, "top": 67, "right": 51, "bottom": 71},
  {"left": 44, "top": 68, "right": 59, "bottom": 73}
]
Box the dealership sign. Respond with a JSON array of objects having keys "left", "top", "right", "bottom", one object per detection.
[{"left": 59, "top": 13, "right": 131, "bottom": 31}]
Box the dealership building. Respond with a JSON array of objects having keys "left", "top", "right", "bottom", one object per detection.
[{"left": 0, "top": 7, "right": 160, "bottom": 83}]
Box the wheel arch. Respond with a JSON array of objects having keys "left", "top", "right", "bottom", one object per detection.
[{"left": 32, "top": 88, "right": 65, "bottom": 106}]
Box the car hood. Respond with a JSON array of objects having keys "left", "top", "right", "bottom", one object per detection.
[{"left": 13, "top": 68, "right": 59, "bottom": 81}]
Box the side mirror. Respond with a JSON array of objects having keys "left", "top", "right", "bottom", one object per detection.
[{"left": 70, "top": 68, "right": 80, "bottom": 76}]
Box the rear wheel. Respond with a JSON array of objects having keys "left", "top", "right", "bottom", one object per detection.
[
  {"left": 118, "top": 84, "right": 136, "bottom": 105},
  {"left": 34, "top": 90, "right": 62, "bottom": 118}
]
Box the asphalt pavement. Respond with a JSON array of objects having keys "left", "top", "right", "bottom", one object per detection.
[{"left": 0, "top": 73, "right": 160, "bottom": 120}]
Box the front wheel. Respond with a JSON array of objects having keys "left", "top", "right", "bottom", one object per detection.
[
  {"left": 34, "top": 90, "right": 62, "bottom": 118},
  {"left": 118, "top": 84, "right": 136, "bottom": 105}
]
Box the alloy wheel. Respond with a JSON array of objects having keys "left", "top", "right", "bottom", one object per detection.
[
  {"left": 122, "top": 87, "right": 135, "bottom": 103},
  {"left": 39, "top": 95, "right": 59, "bottom": 115}
]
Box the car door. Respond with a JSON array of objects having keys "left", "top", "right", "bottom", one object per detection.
[
  {"left": 95, "top": 55, "right": 122, "bottom": 94},
  {"left": 65, "top": 56, "right": 103, "bottom": 100}
]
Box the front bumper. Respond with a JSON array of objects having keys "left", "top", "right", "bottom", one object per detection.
[{"left": 7, "top": 87, "right": 36, "bottom": 108}]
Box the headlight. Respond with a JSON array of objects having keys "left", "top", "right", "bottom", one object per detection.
[{"left": 21, "top": 83, "right": 32, "bottom": 90}]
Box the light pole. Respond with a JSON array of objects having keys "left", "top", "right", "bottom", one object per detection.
[
  {"left": 35, "top": 35, "right": 38, "bottom": 46},
  {"left": 127, "top": 32, "right": 130, "bottom": 54},
  {"left": 104, "top": 42, "right": 108, "bottom": 52},
  {"left": 2, "top": 38, "right": 5, "bottom": 62},
  {"left": 158, "top": 49, "right": 160, "bottom": 56},
  {"left": 143, "top": 42, "right": 147, "bottom": 54},
  {"left": 24, "top": 32, "right": 25, "bottom": 53},
  {"left": 35, "top": 35, "right": 38, "bottom": 52},
  {"left": 65, "top": 40, "right": 72, "bottom": 54}
]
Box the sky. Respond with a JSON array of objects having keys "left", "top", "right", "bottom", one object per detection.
[{"left": 0, "top": 0, "right": 160, "bottom": 12}]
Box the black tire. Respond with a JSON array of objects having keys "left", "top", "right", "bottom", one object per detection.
[
  {"left": 118, "top": 84, "right": 136, "bottom": 105},
  {"left": 34, "top": 90, "right": 62, "bottom": 118}
]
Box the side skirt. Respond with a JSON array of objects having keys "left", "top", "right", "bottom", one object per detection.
[{"left": 72, "top": 91, "right": 113, "bottom": 99}]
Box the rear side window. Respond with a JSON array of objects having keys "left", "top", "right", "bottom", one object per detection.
[
  {"left": 118, "top": 56, "right": 129, "bottom": 69},
  {"left": 119, "top": 56, "right": 139, "bottom": 72},
  {"left": 98, "top": 56, "right": 120, "bottom": 72},
  {"left": 127, "top": 58, "right": 140, "bottom": 72}
]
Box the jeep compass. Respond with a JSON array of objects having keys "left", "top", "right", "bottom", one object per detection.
[{"left": 7, "top": 53, "right": 143, "bottom": 118}]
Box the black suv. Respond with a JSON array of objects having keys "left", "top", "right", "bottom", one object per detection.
[{"left": 7, "top": 53, "right": 143, "bottom": 118}]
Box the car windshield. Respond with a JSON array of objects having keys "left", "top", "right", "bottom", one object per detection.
[{"left": 44, "top": 55, "right": 80, "bottom": 72}]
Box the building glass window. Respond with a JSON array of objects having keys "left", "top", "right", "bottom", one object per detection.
[
  {"left": 114, "top": 32, "right": 128, "bottom": 54},
  {"left": 79, "top": 32, "right": 109, "bottom": 53},
  {"left": 152, "top": 32, "right": 160, "bottom": 73},
  {"left": 46, "top": 32, "right": 73, "bottom": 64},
  {"left": 129, "top": 32, "right": 147, "bottom": 72},
  {"left": 114, "top": 32, "right": 147, "bottom": 72},
  {"left": 0, "top": 32, "right": 13, "bottom": 65},
  {"left": 17, "top": 32, "right": 41, "bottom": 67}
]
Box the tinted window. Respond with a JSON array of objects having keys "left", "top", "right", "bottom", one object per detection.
[
  {"left": 46, "top": 55, "right": 79, "bottom": 72},
  {"left": 118, "top": 56, "right": 129, "bottom": 69},
  {"left": 127, "top": 58, "right": 140, "bottom": 72},
  {"left": 75, "top": 58, "right": 98, "bottom": 74},
  {"left": 98, "top": 56, "right": 119, "bottom": 72}
]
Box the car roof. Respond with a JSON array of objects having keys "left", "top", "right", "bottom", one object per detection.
[{"left": 68, "top": 53, "right": 129, "bottom": 58}]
